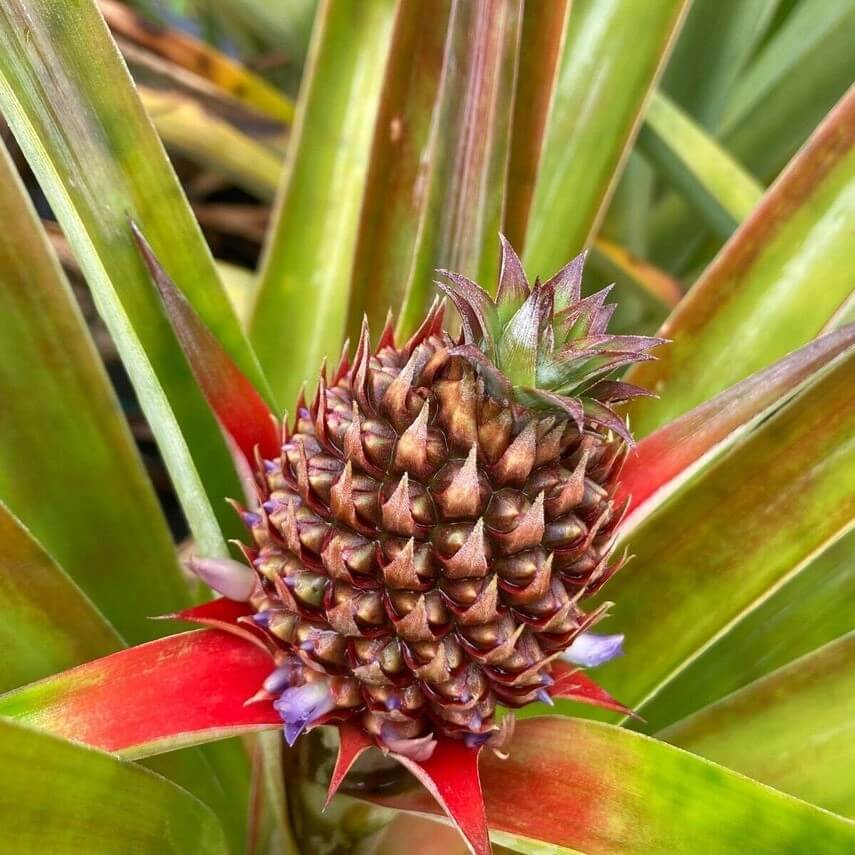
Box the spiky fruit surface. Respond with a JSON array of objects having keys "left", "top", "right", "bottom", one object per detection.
[{"left": 240, "top": 241, "right": 662, "bottom": 753}]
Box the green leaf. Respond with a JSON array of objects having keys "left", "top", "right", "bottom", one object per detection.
[
  {"left": 628, "top": 86, "right": 855, "bottom": 434},
  {"left": 523, "top": 0, "right": 689, "bottom": 276},
  {"left": 721, "top": 0, "right": 855, "bottom": 181},
  {"left": 637, "top": 90, "right": 763, "bottom": 237},
  {"left": 661, "top": 633, "right": 855, "bottom": 818},
  {"left": 395, "top": 0, "right": 523, "bottom": 332},
  {"left": 250, "top": 0, "right": 397, "bottom": 406},
  {"left": 369, "top": 717, "right": 855, "bottom": 853},
  {"left": 637, "top": 529, "right": 854, "bottom": 732},
  {"left": 343, "top": 0, "right": 453, "bottom": 342},
  {"left": 0, "top": 718, "right": 228, "bottom": 854},
  {"left": 502, "top": 0, "right": 571, "bottom": 251},
  {"left": 0, "top": 501, "right": 121, "bottom": 691},
  {"left": 0, "top": 140, "right": 191, "bottom": 641},
  {"left": 660, "top": 0, "right": 781, "bottom": 130},
  {"left": 0, "top": 0, "right": 273, "bottom": 553},
  {"left": 589, "top": 348, "right": 855, "bottom": 720}
]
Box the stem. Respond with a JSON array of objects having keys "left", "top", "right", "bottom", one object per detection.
[{"left": 284, "top": 727, "right": 413, "bottom": 854}]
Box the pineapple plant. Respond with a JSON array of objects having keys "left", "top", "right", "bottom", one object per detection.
[{"left": 0, "top": 1, "right": 853, "bottom": 854}]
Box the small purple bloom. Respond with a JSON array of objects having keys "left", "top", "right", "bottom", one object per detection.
[
  {"left": 563, "top": 632, "right": 624, "bottom": 668},
  {"left": 242, "top": 511, "right": 262, "bottom": 527},
  {"left": 187, "top": 556, "right": 256, "bottom": 601},
  {"left": 535, "top": 688, "right": 554, "bottom": 707},
  {"left": 252, "top": 610, "right": 270, "bottom": 627},
  {"left": 263, "top": 664, "right": 295, "bottom": 694},
  {"left": 273, "top": 681, "right": 334, "bottom": 746}
]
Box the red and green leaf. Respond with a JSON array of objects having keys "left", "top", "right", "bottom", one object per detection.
[
  {"left": 0, "top": 630, "right": 280, "bottom": 758},
  {"left": 591, "top": 347, "right": 855, "bottom": 720},
  {"left": 368, "top": 717, "right": 855, "bottom": 853},
  {"left": 629, "top": 84, "right": 855, "bottom": 435},
  {"left": 133, "top": 224, "right": 280, "bottom": 462},
  {"left": 617, "top": 324, "right": 855, "bottom": 534}
]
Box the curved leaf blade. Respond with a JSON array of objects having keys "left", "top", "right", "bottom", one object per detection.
[
  {"left": 640, "top": 529, "right": 854, "bottom": 731},
  {"left": 660, "top": 0, "right": 780, "bottom": 130},
  {"left": 523, "top": 0, "right": 689, "bottom": 275},
  {"left": 370, "top": 717, "right": 855, "bottom": 853},
  {"left": 0, "top": 501, "right": 121, "bottom": 691},
  {"left": 721, "top": 0, "right": 855, "bottom": 182},
  {"left": 0, "top": 140, "right": 191, "bottom": 641},
  {"left": 0, "top": 630, "right": 281, "bottom": 758},
  {"left": 251, "top": 0, "right": 398, "bottom": 405},
  {"left": 662, "top": 633, "right": 855, "bottom": 818},
  {"left": 617, "top": 324, "right": 855, "bottom": 534},
  {"left": 637, "top": 90, "right": 763, "bottom": 237},
  {"left": 0, "top": 0, "right": 271, "bottom": 551},
  {"left": 395, "top": 0, "right": 523, "bottom": 335},
  {"left": 593, "top": 348, "right": 855, "bottom": 719},
  {"left": 629, "top": 85, "right": 855, "bottom": 434},
  {"left": 100, "top": 0, "right": 294, "bottom": 123},
  {"left": 0, "top": 718, "right": 228, "bottom": 854}
]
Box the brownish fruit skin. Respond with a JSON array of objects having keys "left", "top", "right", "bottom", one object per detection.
[{"left": 244, "top": 314, "right": 628, "bottom": 749}]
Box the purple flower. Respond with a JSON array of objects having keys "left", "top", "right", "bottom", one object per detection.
[
  {"left": 562, "top": 632, "right": 624, "bottom": 668},
  {"left": 186, "top": 556, "right": 256, "bottom": 601},
  {"left": 273, "top": 681, "right": 335, "bottom": 746}
]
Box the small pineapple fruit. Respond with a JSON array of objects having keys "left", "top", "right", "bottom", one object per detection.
[{"left": 222, "top": 239, "right": 662, "bottom": 757}]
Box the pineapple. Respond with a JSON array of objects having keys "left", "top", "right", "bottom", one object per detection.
[{"left": 217, "top": 238, "right": 664, "bottom": 757}]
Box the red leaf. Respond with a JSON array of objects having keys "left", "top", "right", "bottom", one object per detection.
[
  {"left": 391, "top": 738, "right": 489, "bottom": 855},
  {"left": 617, "top": 324, "right": 855, "bottom": 531},
  {"left": 176, "top": 597, "right": 254, "bottom": 626},
  {"left": 549, "top": 661, "right": 639, "bottom": 719},
  {"left": 131, "top": 222, "right": 280, "bottom": 462},
  {"left": 2, "top": 630, "right": 280, "bottom": 756},
  {"left": 173, "top": 597, "right": 274, "bottom": 652},
  {"left": 326, "top": 720, "right": 374, "bottom": 807}
]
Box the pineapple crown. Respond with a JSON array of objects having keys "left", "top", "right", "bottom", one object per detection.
[{"left": 436, "top": 236, "right": 666, "bottom": 443}]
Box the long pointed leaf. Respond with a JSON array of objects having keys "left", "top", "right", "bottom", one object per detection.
[
  {"left": 721, "top": 0, "right": 855, "bottom": 181},
  {"left": 660, "top": 0, "right": 781, "bottom": 130},
  {"left": 0, "top": 140, "right": 191, "bottom": 641},
  {"left": 370, "top": 717, "right": 855, "bottom": 853},
  {"left": 523, "top": 0, "right": 689, "bottom": 275},
  {"left": 591, "top": 348, "right": 855, "bottom": 719},
  {"left": 0, "top": 0, "right": 272, "bottom": 551},
  {"left": 662, "top": 633, "right": 855, "bottom": 817},
  {"left": 0, "top": 501, "right": 121, "bottom": 691},
  {"left": 343, "top": 0, "right": 452, "bottom": 341},
  {"left": 617, "top": 324, "right": 855, "bottom": 534},
  {"left": 502, "top": 0, "right": 571, "bottom": 251},
  {"left": 133, "top": 225, "right": 280, "bottom": 462},
  {"left": 629, "top": 84, "right": 855, "bottom": 434},
  {"left": 396, "top": 0, "right": 523, "bottom": 334},
  {"left": 250, "top": 0, "right": 397, "bottom": 405},
  {"left": 637, "top": 90, "right": 763, "bottom": 237},
  {"left": 0, "top": 630, "right": 281, "bottom": 758},
  {"left": 640, "top": 529, "right": 854, "bottom": 732},
  {"left": 0, "top": 718, "right": 228, "bottom": 854}
]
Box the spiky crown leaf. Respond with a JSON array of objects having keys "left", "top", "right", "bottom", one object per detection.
[{"left": 436, "top": 236, "right": 666, "bottom": 443}]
